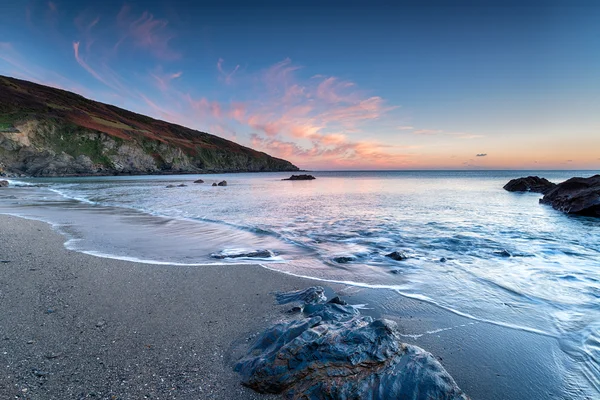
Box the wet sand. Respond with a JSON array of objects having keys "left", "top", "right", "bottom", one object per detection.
[
  {"left": 0, "top": 214, "right": 585, "bottom": 399},
  {"left": 0, "top": 215, "right": 320, "bottom": 399}
]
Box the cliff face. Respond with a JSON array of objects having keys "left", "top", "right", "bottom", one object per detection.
[{"left": 0, "top": 76, "right": 298, "bottom": 177}]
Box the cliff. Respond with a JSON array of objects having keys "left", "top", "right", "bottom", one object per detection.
[{"left": 0, "top": 75, "right": 298, "bottom": 177}]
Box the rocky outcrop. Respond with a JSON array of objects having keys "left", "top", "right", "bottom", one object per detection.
[
  {"left": 540, "top": 175, "right": 600, "bottom": 217},
  {"left": 235, "top": 287, "right": 469, "bottom": 400},
  {"left": 282, "top": 174, "right": 315, "bottom": 181},
  {"left": 0, "top": 180, "right": 8, "bottom": 187},
  {"left": 0, "top": 75, "right": 298, "bottom": 177},
  {"left": 503, "top": 176, "right": 556, "bottom": 194}
]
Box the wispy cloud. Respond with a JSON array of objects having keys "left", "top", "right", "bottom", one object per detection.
[
  {"left": 413, "top": 129, "right": 443, "bottom": 135},
  {"left": 476, "top": 153, "right": 487, "bottom": 157},
  {"left": 116, "top": 5, "right": 180, "bottom": 60},
  {"left": 217, "top": 58, "right": 240, "bottom": 85}
]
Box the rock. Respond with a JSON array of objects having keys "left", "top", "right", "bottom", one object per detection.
[
  {"left": 165, "top": 184, "right": 176, "bottom": 188},
  {"left": 235, "top": 287, "right": 469, "bottom": 400},
  {"left": 210, "top": 249, "right": 275, "bottom": 259},
  {"left": 386, "top": 251, "right": 409, "bottom": 261},
  {"left": 275, "top": 287, "right": 327, "bottom": 305},
  {"left": 540, "top": 175, "right": 600, "bottom": 217},
  {"left": 333, "top": 256, "right": 355, "bottom": 264},
  {"left": 282, "top": 174, "right": 316, "bottom": 181},
  {"left": 503, "top": 176, "right": 556, "bottom": 194},
  {"left": 212, "top": 183, "right": 217, "bottom": 186},
  {"left": 0, "top": 180, "right": 8, "bottom": 187},
  {"left": 193, "top": 179, "right": 204, "bottom": 183},
  {"left": 389, "top": 269, "right": 402, "bottom": 274},
  {"left": 494, "top": 249, "right": 512, "bottom": 257},
  {"left": 217, "top": 180, "right": 227, "bottom": 186},
  {"left": 177, "top": 184, "right": 187, "bottom": 187},
  {"left": 440, "top": 257, "right": 448, "bottom": 263}
]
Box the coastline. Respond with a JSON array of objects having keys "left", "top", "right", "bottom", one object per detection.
[
  {"left": 0, "top": 214, "right": 323, "bottom": 399},
  {"left": 0, "top": 209, "right": 592, "bottom": 399}
]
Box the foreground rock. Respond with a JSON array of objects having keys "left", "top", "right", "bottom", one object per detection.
[
  {"left": 211, "top": 249, "right": 275, "bottom": 259},
  {"left": 0, "top": 180, "right": 8, "bottom": 187},
  {"left": 236, "top": 287, "right": 469, "bottom": 400},
  {"left": 193, "top": 179, "right": 204, "bottom": 183},
  {"left": 503, "top": 176, "right": 556, "bottom": 194},
  {"left": 217, "top": 180, "right": 227, "bottom": 186},
  {"left": 282, "top": 174, "right": 316, "bottom": 181},
  {"left": 540, "top": 175, "right": 600, "bottom": 217}
]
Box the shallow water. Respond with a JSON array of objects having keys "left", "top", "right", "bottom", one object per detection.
[{"left": 1, "top": 170, "right": 599, "bottom": 397}]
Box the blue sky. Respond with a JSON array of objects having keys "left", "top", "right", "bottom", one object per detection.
[{"left": 1, "top": 0, "right": 599, "bottom": 169}]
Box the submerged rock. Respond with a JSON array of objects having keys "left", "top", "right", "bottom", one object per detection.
[
  {"left": 503, "top": 176, "right": 556, "bottom": 194},
  {"left": 177, "top": 184, "right": 187, "bottom": 187},
  {"left": 0, "top": 180, "right": 8, "bottom": 187},
  {"left": 212, "top": 182, "right": 217, "bottom": 186},
  {"left": 540, "top": 175, "right": 600, "bottom": 217},
  {"left": 494, "top": 249, "right": 512, "bottom": 257},
  {"left": 333, "top": 256, "right": 355, "bottom": 264},
  {"left": 193, "top": 179, "right": 204, "bottom": 183},
  {"left": 210, "top": 249, "right": 275, "bottom": 259},
  {"left": 236, "top": 286, "right": 469, "bottom": 400},
  {"left": 386, "top": 251, "right": 409, "bottom": 261},
  {"left": 282, "top": 174, "right": 316, "bottom": 181},
  {"left": 217, "top": 180, "right": 227, "bottom": 186}
]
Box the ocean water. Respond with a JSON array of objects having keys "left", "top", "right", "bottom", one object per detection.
[{"left": 1, "top": 170, "right": 599, "bottom": 397}]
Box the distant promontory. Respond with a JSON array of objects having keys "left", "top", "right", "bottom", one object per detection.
[{"left": 0, "top": 75, "right": 298, "bottom": 177}]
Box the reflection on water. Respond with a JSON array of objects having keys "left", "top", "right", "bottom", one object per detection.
[{"left": 1, "top": 170, "right": 599, "bottom": 397}]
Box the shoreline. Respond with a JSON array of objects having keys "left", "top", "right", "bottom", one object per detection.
[
  {"left": 0, "top": 211, "right": 592, "bottom": 399},
  {"left": 0, "top": 214, "right": 329, "bottom": 399}
]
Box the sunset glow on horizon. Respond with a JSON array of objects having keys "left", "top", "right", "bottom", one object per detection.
[{"left": 1, "top": 0, "right": 599, "bottom": 170}]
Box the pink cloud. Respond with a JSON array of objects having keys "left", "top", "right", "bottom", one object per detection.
[
  {"left": 116, "top": 5, "right": 180, "bottom": 60},
  {"left": 413, "top": 129, "right": 443, "bottom": 135},
  {"left": 150, "top": 69, "right": 182, "bottom": 91}
]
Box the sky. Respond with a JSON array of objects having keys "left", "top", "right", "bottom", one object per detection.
[{"left": 0, "top": 0, "right": 599, "bottom": 170}]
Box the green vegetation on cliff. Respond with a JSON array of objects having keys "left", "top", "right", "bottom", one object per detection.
[{"left": 0, "top": 75, "right": 298, "bottom": 177}]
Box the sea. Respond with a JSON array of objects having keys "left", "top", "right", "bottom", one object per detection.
[{"left": 1, "top": 170, "right": 599, "bottom": 398}]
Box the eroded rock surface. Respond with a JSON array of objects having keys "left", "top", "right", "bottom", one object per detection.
[
  {"left": 503, "top": 176, "right": 556, "bottom": 194},
  {"left": 540, "top": 175, "right": 600, "bottom": 217},
  {"left": 235, "top": 286, "right": 469, "bottom": 400}
]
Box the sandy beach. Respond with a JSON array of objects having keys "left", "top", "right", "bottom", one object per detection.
[
  {"left": 0, "top": 214, "right": 323, "bottom": 399},
  {"left": 0, "top": 212, "right": 588, "bottom": 400}
]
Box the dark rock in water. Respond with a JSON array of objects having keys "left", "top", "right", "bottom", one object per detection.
[
  {"left": 166, "top": 184, "right": 176, "bottom": 188},
  {"left": 282, "top": 174, "right": 316, "bottom": 181},
  {"left": 211, "top": 249, "right": 275, "bottom": 259},
  {"left": 177, "top": 183, "right": 187, "bottom": 187},
  {"left": 235, "top": 287, "right": 469, "bottom": 400},
  {"left": 275, "top": 286, "right": 327, "bottom": 305},
  {"left": 386, "top": 251, "right": 409, "bottom": 261},
  {"left": 193, "top": 179, "right": 204, "bottom": 183},
  {"left": 212, "top": 182, "right": 217, "bottom": 186},
  {"left": 540, "top": 175, "right": 600, "bottom": 217},
  {"left": 0, "top": 180, "right": 8, "bottom": 187},
  {"left": 333, "top": 256, "right": 355, "bottom": 264},
  {"left": 217, "top": 180, "right": 227, "bottom": 186},
  {"left": 440, "top": 257, "right": 448, "bottom": 263},
  {"left": 503, "top": 176, "right": 556, "bottom": 194},
  {"left": 494, "top": 249, "right": 512, "bottom": 257},
  {"left": 390, "top": 269, "right": 402, "bottom": 274}
]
